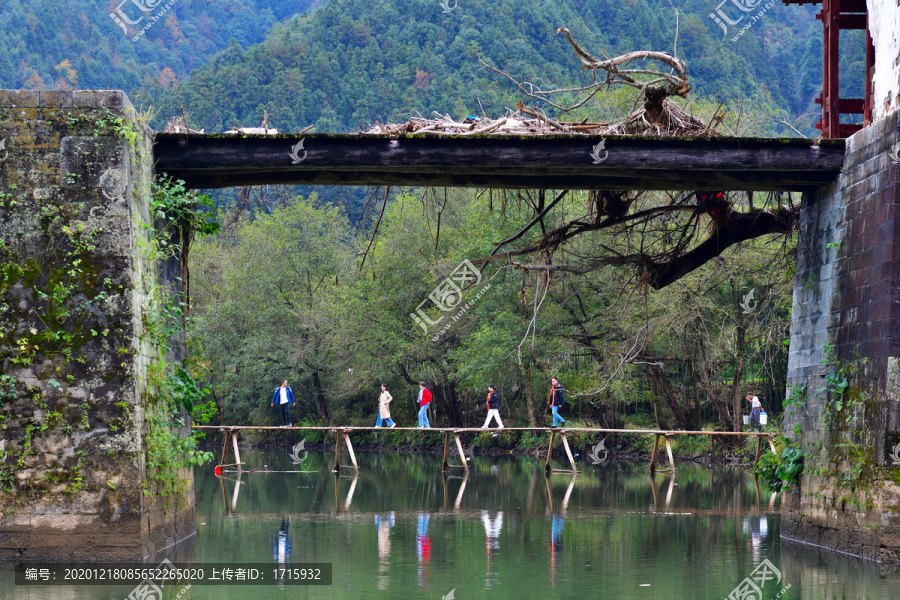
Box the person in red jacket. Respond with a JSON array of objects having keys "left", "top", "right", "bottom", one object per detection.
[{"left": 417, "top": 381, "right": 432, "bottom": 428}]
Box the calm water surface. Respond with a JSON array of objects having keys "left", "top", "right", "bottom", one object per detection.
[{"left": 4, "top": 448, "right": 900, "bottom": 599}]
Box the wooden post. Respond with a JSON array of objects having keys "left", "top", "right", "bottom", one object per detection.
[
  {"left": 231, "top": 429, "right": 242, "bottom": 469},
  {"left": 221, "top": 430, "right": 230, "bottom": 464},
  {"left": 334, "top": 471, "right": 340, "bottom": 510},
  {"left": 664, "top": 435, "right": 676, "bottom": 474},
  {"left": 220, "top": 477, "right": 229, "bottom": 513},
  {"left": 454, "top": 474, "right": 468, "bottom": 511},
  {"left": 545, "top": 475, "right": 554, "bottom": 512},
  {"left": 231, "top": 471, "right": 242, "bottom": 512},
  {"left": 665, "top": 474, "right": 674, "bottom": 510},
  {"left": 561, "top": 474, "right": 576, "bottom": 514},
  {"left": 344, "top": 473, "right": 358, "bottom": 511},
  {"left": 650, "top": 434, "right": 660, "bottom": 474},
  {"left": 767, "top": 436, "right": 777, "bottom": 454},
  {"left": 560, "top": 432, "right": 579, "bottom": 473},
  {"left": 754, "top": 436, "right": 761, "bottom": 465},
  {"left": 343, "top": 431, "right": 359, "bottom": 470},
  {"left": 454, "top": 433, "right": 468, "bottom": 470},
  {"left": 333, "top": 430, "right": 341, "bottom": 472},
  {"left": 442, "top": 432, "right": 450, "bottom": 471},
  {"left": 545, "top": 430, "right": 557, "bottom": 475}
]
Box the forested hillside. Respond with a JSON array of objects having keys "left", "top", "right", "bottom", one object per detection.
[
  {"left": 0, "top": 0, "right": 320, "bottom": 103},
  {"left": 154, "top": 0, "right": 827, "bottom": 135}
]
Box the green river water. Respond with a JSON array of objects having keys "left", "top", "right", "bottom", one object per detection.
[{"left": 4, "top": 448, "right": 900, "bottom": 599}]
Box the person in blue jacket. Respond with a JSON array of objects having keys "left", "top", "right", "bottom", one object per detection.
[{"left": 270, "top": 380, "right": 295, "bottom": 427}]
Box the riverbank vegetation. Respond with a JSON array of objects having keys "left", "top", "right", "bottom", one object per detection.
[{"left": 187, "top": 179, "right": 794, "bottom": 459}]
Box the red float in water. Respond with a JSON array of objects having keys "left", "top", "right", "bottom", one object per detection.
[{"left": 214, "top": 465, "right": 222, "bottom": 477}]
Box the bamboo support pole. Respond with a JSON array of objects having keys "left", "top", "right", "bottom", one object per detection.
[
  {"left": 221, "top": 430, "right": 230, "bottom": 464},
  {"left": 650, "top": 434, "right": 661, "bottom": 473},
  {"left": 231, "top": 430, "right": 241, "bottom": 469},
  {"left": 768, "top": 436, "right": 777, "bottom": 454},
  {"left": 343, "top": 431, "right": 358, "bottom": 470},
  {"left": 332, "top": 430, "right": 341, "bottom": 472},
  {"left": 560, "top": 432, "right": 579, "bottom": 473},
  {"left": 664, "top": 435, "right": 676, "bottom": 473},
  {"left": 443, "top": 432, "right": 450, "bottom": 470},
  {"left": 545, "top": 430, "right": 557, "bottom": 475},
  {"left": 231, "top": 473, "right": 241, "bottom": 511},
  {"left": 453, "top": 433, "right": 468, "bottom": 470},
  {"left": 754, "top": 436, "right": 762, "bottom": 465}
]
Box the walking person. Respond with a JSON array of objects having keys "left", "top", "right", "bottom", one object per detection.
[
  {"left": 270, "top": 380, "right": 295, "bottom": 427},
  {"left": 481, "top": 384, "right": 504, "bottom": 429},
  {"left": 747, "top": 392, "right": 762, "bottom": 430},
  {"left": 417, "top": 381, "right": 432, "bottom": 428},
  {"left": 376, "top": 383, "right": 397, "bottom": 428},
  {"left": 548, "top": 377, "right": 566, "bottom": 427}
]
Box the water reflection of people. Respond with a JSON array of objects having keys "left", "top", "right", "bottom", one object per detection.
[
  {"left": 745, "top": 516, "right": 768, "bottom": 563},
  {"left": 482, "top": 510, "right": 503, "bottom": 588},
  {"left": 272, "top": 517, "right": 291, "bottom": 586},
  {"left": 375, "top": 512, "right": 395, "bottom": 590},
  {"left": 416, "top": 512, "right": 431, "bottom": 590},
  {"left": 549, "top": 513, "right": 564, "bottom": 587}
]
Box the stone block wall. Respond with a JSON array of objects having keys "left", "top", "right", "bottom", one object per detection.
[
  {"left": 0, "top": 90, "right": 194, "bottom": 561},
  {"left": 783, "top": 108, "right": 900, "bottom": 561}
]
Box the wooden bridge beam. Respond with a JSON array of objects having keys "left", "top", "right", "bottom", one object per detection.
[{"left": 155, "top": 134, "right": 845, "bottom": 192}]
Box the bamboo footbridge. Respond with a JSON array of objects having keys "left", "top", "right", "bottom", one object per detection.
[{"left": 194, "top": 425, "right": 777, "bottom": 476}]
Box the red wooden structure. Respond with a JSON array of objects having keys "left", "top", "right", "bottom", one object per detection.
[{"left": 785, "top": 0, "right": 875, "bottom": 137}]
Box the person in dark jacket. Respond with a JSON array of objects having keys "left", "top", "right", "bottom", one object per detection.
[
  {"left": 548, "top": 377, "right": 566, "bottom": 427},
  {"left": 270, "top": 380, "right": 295, "bottom": 427},
  {"left": 481, "top": 384, "right": 504, "bottom": 429}
]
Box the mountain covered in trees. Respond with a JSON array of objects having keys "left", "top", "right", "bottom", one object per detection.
[
  {"left": 152, "top": 0, "right": 831, "bottom": 135},
  {"left": 1, "top": 0, "right": 854, "bottom": 446},
  {"left": 0, "top": 0, "right": 321, "bottom": 101}
]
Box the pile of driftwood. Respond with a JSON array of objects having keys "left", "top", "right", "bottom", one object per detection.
[
  {"left": 365, "top": 101, "right": 723, "bottom": 138},
  {"left": 365, "top": 107, "right": 608, "bottom": 136}
]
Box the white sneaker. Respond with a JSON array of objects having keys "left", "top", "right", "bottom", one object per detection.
[{"left": 390, "top": 423, "right": 397, "bottom": 428}]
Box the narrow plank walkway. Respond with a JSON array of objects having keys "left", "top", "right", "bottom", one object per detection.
[{"left": 195, "top": 425, "right": 776, "bottom": 476}]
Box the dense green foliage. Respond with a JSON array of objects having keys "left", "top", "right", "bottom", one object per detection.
[
  {"left": 0, "top": 0, "right": 319, "bottom": 103},
  {"left": 188, "top": 180, "right": 795, "bottom": 446},
  {"left": 755, "top": 444, "right": 804, "bottom": 492},
  {"left": 154, "top": 0, "right": 828, "bottom": 135}
]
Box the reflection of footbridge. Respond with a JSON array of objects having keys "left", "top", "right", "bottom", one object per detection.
[
  {"left": 214, "top": 461, "right": 778, "bottom": 516},
  {"left": 197, "top": 425, "right": 777, "bottom": 476}
]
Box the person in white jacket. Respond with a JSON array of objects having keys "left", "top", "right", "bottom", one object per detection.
[{"left": 376, "top": 384, "right": 397, "bottom": 427}]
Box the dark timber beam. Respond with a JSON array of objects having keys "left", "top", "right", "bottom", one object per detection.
[{"left": 154, "top": 133, "right": 845, "bottom": 192}]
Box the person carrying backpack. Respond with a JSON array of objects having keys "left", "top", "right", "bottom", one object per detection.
[
  {"left": 417, "top": 381, "right": 432, "bottom": 428},
  {"left": 481, "top": 384, "right": 504, "bottom": 429},
  {"left": 270, "top": 380, "right": 295, "bottom": 427},
  {"left": 548, "top": 377, "right": 566, "bottom": 427}
]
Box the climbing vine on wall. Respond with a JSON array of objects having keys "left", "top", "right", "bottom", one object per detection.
[{"left": 139, "top": 175, "right": 219, "bottom": 505}]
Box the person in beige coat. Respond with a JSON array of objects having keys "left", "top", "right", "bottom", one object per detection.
[{"left": 376, "top": 383, "right": 397, "bottom": 427}]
